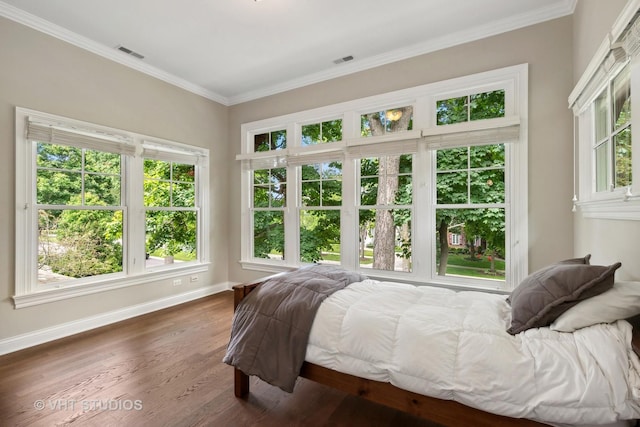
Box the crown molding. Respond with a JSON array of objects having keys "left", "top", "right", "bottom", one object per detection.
[
  {"left": 0, "top": 1, "right": 230, "bottom": 105},
  {"left": 1, "top": 0, "right": 574, "bottom": 106}
]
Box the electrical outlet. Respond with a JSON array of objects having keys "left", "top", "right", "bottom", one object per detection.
[
  {"left": 173, "top": 279, "right": 182, "bottom": 286},
  {"left": 190, "top": 275, "right": 199, "bottom": 282}
]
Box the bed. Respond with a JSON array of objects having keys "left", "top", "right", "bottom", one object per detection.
[{"left": 224, "top": 263, "right": 640, "bottom": 427}]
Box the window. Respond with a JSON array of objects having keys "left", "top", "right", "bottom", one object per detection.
[
  {"left": 239, "top": 64, "right": 527, "bottom": 291},
  {"left": 358, "top": 154, "right": 413, "bottom": 272},
  {"left": 301, "top": 120, "right": 342, "bottom": 146},
  {"left": 144, "top": 159, "right": 198, "bottom": 266},
  {"left": 252, "top": 167, "right": 286, "bottom": 260},
  {"left": 570, "top": 8, "right": 640, "bottom": 220},
  {"left": 593, "top": 65, "right": 631, "bottom": 192},
  {"left": 432, "top": 91, "right": 508, "bottom": 283},
  {"left": 15, "top": 108, "right": 209, "bottom": 307},
  {"left": 300, "top": 161, "right": 342, "bottom": 263}
]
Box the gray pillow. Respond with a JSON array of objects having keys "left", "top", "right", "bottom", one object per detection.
[
  {"left": 507, "top": 262, "right": 621, "bottom": 335},
  {"left": 557, "top": 254, "right": 591, "bottom": 265},
  {"left": 506, "top": 254, "right": 591, "bottom": 305}
]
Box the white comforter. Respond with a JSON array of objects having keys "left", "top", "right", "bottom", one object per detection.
[{"left": 306, "top": 280, "right": 640, "bottom": 425}]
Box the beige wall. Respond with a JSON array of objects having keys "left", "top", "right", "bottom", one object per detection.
[
  {"left": 572, "top": 0, "right": 640, "bottom": 281},
  {"left": 228, "top": 17, "right": 576, "bottom": 284},
  {"left": 0, "top": 16, "right": 230, "bottom": 341}
]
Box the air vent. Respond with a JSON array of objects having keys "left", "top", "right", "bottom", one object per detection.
[
  {"left": 116, "top": 45, "right": 145, "bottom": 60},
  {"left": 333, "top": 55, "right": 354, "bottom": 65}
]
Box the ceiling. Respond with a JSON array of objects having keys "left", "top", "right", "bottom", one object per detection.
[{"left": 0, "top": 0, "right": 576, "bottom": 105}]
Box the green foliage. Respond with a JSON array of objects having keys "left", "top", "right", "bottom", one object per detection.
[
  {"left": 253, "top": 210, "right": 284, "bottom": 259},
  {"left": 302, "top": 120, "right": 343, "bottom": 145},
  {"left": 144, "top": 159, "right": 197, "bottom": 258},
  {"left": 437, "top": 90, "right": 505, "bottom": 125},
  {"left": 39, "top": 193, "right": 123, "bottom": 278}
]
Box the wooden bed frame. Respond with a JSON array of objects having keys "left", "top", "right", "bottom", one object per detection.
[{"left": 232, "top": 279, "right": 640, "bottom": 427}]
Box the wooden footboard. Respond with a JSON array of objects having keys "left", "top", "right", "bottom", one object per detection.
[{"left": 231, "top": 280, "right": 547, "bottom": 427}]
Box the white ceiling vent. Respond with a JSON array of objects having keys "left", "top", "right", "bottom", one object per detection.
[
  {"left": 333, "top": 55, "right": 354, "bottom": 65},
  {"left": 116, "top": 45, "right": 145, "bottom": 60}
]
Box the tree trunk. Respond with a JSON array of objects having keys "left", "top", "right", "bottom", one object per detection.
[
  {"left": 437, "top": 218, "right": 449, "bottom": 276},
  {"left": 368, "top": 107, "right": 412, "bottom": 271},
  {"left": 371, "top": 154, "right": 400, "bottom": 270},
  {"left": 400, "top": 221, "right": 410, "bottom": 272},
  {"left": 359, "top": 223, "right": 368, "bottom": 260}
]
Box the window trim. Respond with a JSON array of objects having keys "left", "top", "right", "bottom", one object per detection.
[
  {"left": 14, "top": 107, "right": 210, "bottom": 308},
  {"left": 238, "top": 64, "right": 528, "bottom": 292}
]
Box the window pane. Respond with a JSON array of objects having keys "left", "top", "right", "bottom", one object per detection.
[
  {"left": 435, "top": 208, "right": 505, "bottom": 282},
  {"left": 173, "top": 163, "right": 195, "bottom": 182},
  {"left": 470, "top": 90, "right": 505, "bottom": 120},
  {"left": 613, "top": 66, "right": 631, "bottom": 130},
  {"left": 322, "top": 119, "right": 343, "bottom": 142},
  {"left": 146, "top": 210, "right": 197, "bottom": 266},
  {"left": 437, "top": 171, "right": 468, "bottom": 204},
  {"left": 85, "top": 150, "right": 120, "bottom": 174},
  {"left": 253, "top": 168, "right": 286, "bottom": 208},
  {"left": 38, "top": 208, "right": 123, "bottom": 284},
  {"left": 301, "top": 162, "right": 342, "bottom": 207},
  {"left": 144, "top": 181, "right": 170, "bottom": 207},
  {"left": 360, "top": 155, "right": 410, "bottom": 205},
  {"left": 615, "top": 127, "right": 632, "bottom": 188},
  {"left": 85, "top": 174, "right": 121, "bottom": 205},
  {"left": 360, "top": 176, "right": 378, "bottom": 205},
  {"left": 255, "top": 130, "right": 286, "bottom": 152},
  {"left": 595, "top": 142, "right": 610, "bottom": 192},
  {"left": 300, "top": 210, "right": 340, "bottom": 263},
  {"left": 271, "top": 130, "right": 287, "bottom": 150},
  {"left": 594, "top": 90, "right": 609, "bottom": 142},
  {"left": 470, "top": 144, "right": 504, "bottom": 168},
  {"left": 253, "top": 211, "right": 284, "bottom": 260},
  {"left": 37, "top": 170, "right": 82, "bottom": 205},
  {"left": 301, "top": 123, "right": 320, "bottom": 146},
  {"left": 254, "top": 169, "right": 269, "bottom": 185},
  {"left": 144, "top": 159, "right": 171, "bottom": 180},
  {"left": 437, "top": 147, "right": 467, "bottom": 170},
  {"left": 438, "top": 90, "right": 505, "bottom": 125},
  {"left": 361, "top": 106, "right": 413, "bottom": 136},
  {"left": 301, "top": 181, "right": 320, "bottom": 206},
  {"left": 302, "top": 120, "right": 343, "bottom": 145},
  {"left": 358, "top": 208, "right": 411, "bottom": 272},
  {"left": 437, "top": 96, "right": 468, "bottom": 125},
  {"left": 37, "top": 143, "right": 82, "bottom": 170},
  {"left": 470, "top": 169, "right": 505, "bottom": 203},
  {"left": 173, "top": 183, "right": 196, "bottom": 207},
  {"left": 437, "top": 144, "right": 504, "bottom": 205},
  {"left": 254, "top": 133, "right": 270, "bottom": 152}
]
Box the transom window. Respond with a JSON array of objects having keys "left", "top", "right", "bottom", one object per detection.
[
  {"left": 238, "top": 65, "right": 527, "bottom": 291},
  {"left": 301, "top": 120, "right": 342, "bottom": 146}
]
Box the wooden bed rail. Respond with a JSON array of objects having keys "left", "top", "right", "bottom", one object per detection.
[{"left": 230, "top": 279, "right": 547, "bottom": 427}]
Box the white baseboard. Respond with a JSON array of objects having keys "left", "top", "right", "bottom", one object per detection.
[{"left": 0, "top": 282, "right": 232, "bottom": 356}]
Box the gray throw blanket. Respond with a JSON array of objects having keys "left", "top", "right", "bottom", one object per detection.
[{"left": 223, "top": 265, "right": 367, "bottom": 392}]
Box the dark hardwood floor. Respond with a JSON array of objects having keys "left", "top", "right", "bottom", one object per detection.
[{"left": 0, "top": 291, "right": 443, "bottom": 427}]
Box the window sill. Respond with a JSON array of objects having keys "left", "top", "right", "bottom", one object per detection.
[
  {"left": 239, "top": 260, "right": 511, "bottom": 294},
  {"left": 13, "top": 263, "right": 210, "bottom": 309},
  {"left": 576, "top": 195, "right": 640, "bottom": 220}
]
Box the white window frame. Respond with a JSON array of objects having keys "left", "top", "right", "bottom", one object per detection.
[
  {"left": 569, "top": 1, "right": 640, "bottom": 220},
  {"left": 238, "top": 64, "right": 528, "bottom": 291},
  {"left": 15, "top": 108, "right": 210, "bottom": 308}
]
